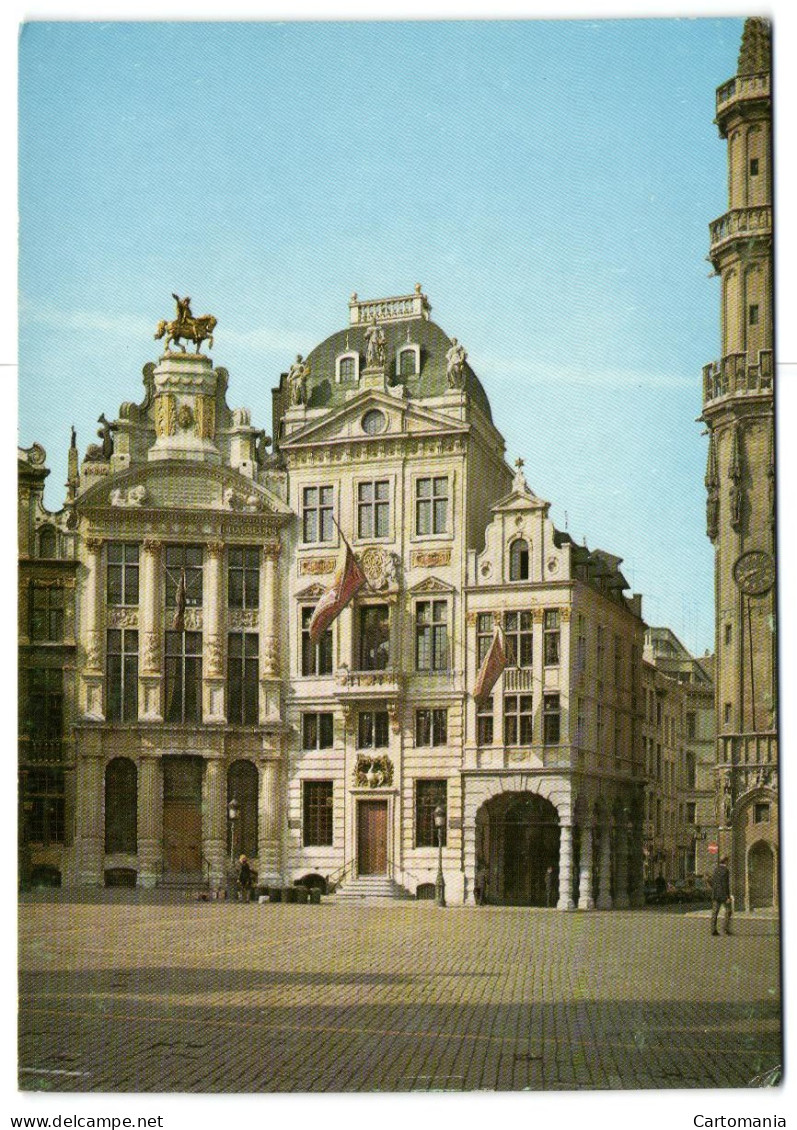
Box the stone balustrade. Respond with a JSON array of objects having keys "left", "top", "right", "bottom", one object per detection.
[
  {"left": 716, "top": 72, "right": 770, "bottom": 115},
  {"left": 702, "top": 350, "right": 773, "bottom": 406},
  {"left": 709, "top": 205, "right": 771, "bottom": 254}
]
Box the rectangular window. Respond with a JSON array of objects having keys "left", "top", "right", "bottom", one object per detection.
[
  {"left": 476, "top": 696, "right": 494, "bottom": 746},
  {"left": 301, "top": 606, "right": 333, "bottom": 676},
  {"left": 505, "top": 694, "right": 533, "bottom": 746},
  {"left": 543, "top": 693, "right": 561, "bottom": 744},
  {"left": 504, "top": 611, "right": 533, "bottom": 668},
  {"left": 29, "top": 583, "right": 65, "bottom": 641},
  {"left": 107, "top": 543, "right": 139, "bottom": 606},
  {"left": 357, "top": 710, "right": 389, "bottom": 749},
  {"left": 597, "top": 704, "right": 605, "bottom": 753},
  {"left": 596, "top": 626, "right": 605, "bottom": 679},
  {"left": 576, "top": 696, "right": 585, "bottom": 746},
  {"left": 686, "top": 801, "right": 696, "bottom": 826},
  {"left": 750, "top": 157, "right": 759, "bottom": 176},
  {"left": 749, "top": 304, "right": 759, "bottom": 326},
  {"left": 415, "top": 780, "right": 447, "bottom": 848},
  {"left": 415, "top": 708, "right": 448, "bottom": 747},
  {"left": 614, "top": 635, "right": 622, "bottom": 685},
  {"left": 302, "top": 712, "right": 334, "bottom": 750},
  {"left": 25, "top": 668, "right": 63, "bottom": 760},
  {"left": 303, "top": 780, "right": 333, "bottom": 846},
  {"left": 686, "top": 712, "right": 696, "bottom": 740},
  {"left": 415, "top": 600, "right": 449, "bottom": 671},
  {"left": 228, "top": 547, "right": 260, "bottom": 609},
  {"left": 577, "top": 615, "right": 587, "bottom": 675},
  {"left": 24, "top": 768, "right": 65, "bottom": 845},
  {"left": 164, "top": 630, "right": 202, "bottom": 723},
  {"left": 357, "top": 480, "right": 390, "bottom": 539},
  {"left": 724, "top": 702, "right": 732, "bottom": 726},
  {"left": 754, "top": 802, "right": 770, "bottom": 824},
  {"left": 724, "top": 623, "right": 732, "bottom": 647},
  {"left": 543, "top": 610, "right": 560, "bottom": 666},
  {"left": 228, "top": 633, "right": 259, "bottom": 725},
  {"left": 302, "top": 485, "right": 334, "bottom": 543},
  {"left": 476, "top": 613, "right": 494, "bottom": 666},
  {"left": 106, "top": 629, "right": 139, "bottom": 722},
  {"left": 165, "top": 544, "right": 203, "bottom": 608},
  {"left": 416, "top": 476, "right": 448, "bottom": 535},
  {"left": 359, "top": 605, "right": 390, "bottom": 671}
]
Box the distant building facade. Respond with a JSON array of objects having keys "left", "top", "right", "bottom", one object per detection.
[
  {"left": 701, "top": 18, "right": 777, "bottom": 909},
  {"left": 641, "top": 629, "right": 715, "bottom": 883},
  {"left": 19, "top": 289, "right": 648, "bottom": 905}
]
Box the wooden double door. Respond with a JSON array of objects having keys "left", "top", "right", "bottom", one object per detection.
[
  {"left": 358, "top": 800, "right": 388, "bottom": 875},
  {"left": 163, "top": 757, "right": 203, "bottom": 874}
]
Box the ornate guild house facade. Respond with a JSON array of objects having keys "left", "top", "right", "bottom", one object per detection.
[{"left": 19, "top": 288, "right": 650, "bottom": 906}]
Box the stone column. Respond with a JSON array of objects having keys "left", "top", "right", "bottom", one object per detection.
[
  {"left": 258, "top": 758, "right": 282, "bottom": 883},
  {"left": 82, "top": 538, "right": 104, "bottom": 719},
  {"left": 137, "top": 756, "right": 162, "bottom": 888},
  {"left": 203, "top": 542, "right": 226, "bottom": 723},
  {"left": 596, "top": 821, "right": 614, "bottom": 910},
  {"left": 139, "top": 539, "right": 163, "bottom": 721},
  {"left": 76, "top": 755, "right": 104, "bottom": 885},
  {"left": 204, "top": 757, "right": 227, "bottom": 890},
  {"left": 613, "top": 821, "right": 630, "bottom": 909},
  {"left": 578, "top": 822, "right": 595, "bottom": 910},
  {"left": 557, "top": 819, "right": 575, "bottom": 910},
  {"left": 260, "top": 543, "right": 281, "bottom": 721}
]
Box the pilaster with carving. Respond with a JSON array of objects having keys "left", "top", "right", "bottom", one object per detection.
[
  {"left": 260, "top": 543, "right": 281, "bottom": 721},
  {"left": 139, "top": 539, "right": 163, "bottom": 721},
  {"left": 82, "top": 537, "right": 105, "bottom": 719},
  {"left": 203, "top": 541, "right": 226, "bottom": 723}
]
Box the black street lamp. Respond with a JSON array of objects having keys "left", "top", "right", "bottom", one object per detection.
[
  {"left": 434, "top": 803, "right": 446, "bottom": 907},
  {"left": 228, "top": 796, "right": 239, "bottom": 897}
]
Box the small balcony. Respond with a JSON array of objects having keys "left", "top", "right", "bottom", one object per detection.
[
  {"left": 709, "top": 206, "right": 771, "bottom": 258},
  {"left": 334, "top": 666, "right": 404, "bottom": 701},
  {"left": 717, "top": 731, "right": 777, "bottom": 769},
  {"left": 715, "top": 73, "right": 770, "bottom": 123},
  {"left": 702, "top": 350, "right": 773, "bottom": 407}
]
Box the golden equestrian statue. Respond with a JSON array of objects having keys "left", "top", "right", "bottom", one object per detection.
[{"left": 154, "top": 293, "right": 217, "bottom": 353}]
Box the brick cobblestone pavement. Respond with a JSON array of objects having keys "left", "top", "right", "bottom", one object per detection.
[{"left": 18, "top": 893, "right": 781, "bottom": 1093}]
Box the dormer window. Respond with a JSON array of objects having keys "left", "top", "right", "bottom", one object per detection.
[
  {"left": 509, "top": 538, "right": 529, "bottom": 581},
  {"left": 396, "top": 344, "right": 420, "bottom": 379},
  {"left": 336, "top": 352, "right": 359, "bottom": 383}
]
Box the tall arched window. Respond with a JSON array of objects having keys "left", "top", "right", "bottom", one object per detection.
[
  {"left": 105, "top": 758, "right": 137, "bottom": 854},
  {"left": 228, "top": 760, "right": 259, "bottom": 859},
  {"left": 509, "top": 539, "right": 529, "bottom": 581}
]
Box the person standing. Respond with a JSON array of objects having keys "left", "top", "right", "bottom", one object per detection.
[
  {"left": 710, "top": 856, "right": 732, "bottom": 936},
  {"left": 238, "top": 854, "right": 253, "bottom": 903},
  {"left": 544, "top": 866, "right": 556, "bottom": 908}
]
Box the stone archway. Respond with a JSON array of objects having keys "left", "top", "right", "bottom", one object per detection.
[
  {"left": 475, "top": 791, "right": 560, "bottom": 906},
  {"left": 748, "top": 840, "right": 775, "bottom": 909}
]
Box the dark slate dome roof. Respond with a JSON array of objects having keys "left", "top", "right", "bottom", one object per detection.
[{"left": 299, "top": 312, "right": 493, "bottom": 422}]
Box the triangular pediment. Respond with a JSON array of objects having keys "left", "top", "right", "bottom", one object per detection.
[
  {"left": 492, "top": 487, "right": 550, "bottom": 515},
  {"left": 295, "top": 582, "right": 329, "bottom": 600},
  {"left": 408, "top": 575, "right": 455, "bottom": 595},
  {"left": 76, "top": 460, "right": 292, "bottom": 518},
  {"left": 281, "top": 390, "right": 468, "bottom": 449}
]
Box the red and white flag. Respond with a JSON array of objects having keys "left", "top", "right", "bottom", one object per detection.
[
  {"left": 473, "top": 628, "right": 507, "bottom": 702},
  {"left": 172, "top": 567, "right": 187, "bottom": 631},
  {"left": 309, "top": 543, "right": 367, "bottom": 643}
]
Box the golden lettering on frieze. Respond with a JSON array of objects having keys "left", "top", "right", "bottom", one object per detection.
[{"left": 299, "top": 557, "right": 336, "bottom": 576}]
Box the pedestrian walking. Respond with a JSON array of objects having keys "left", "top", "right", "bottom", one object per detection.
[
  {"left": 710, "top": 855, "right": 732, "bottom": 936},
  {"left": 238, "top": 854, "right": 253, "bottom": 903},
  {"left": 544, "top": 866, "right": 556, "bottom": 907},
  {"left": 474, "top": 857, "right": 487, "bottom": 906}
]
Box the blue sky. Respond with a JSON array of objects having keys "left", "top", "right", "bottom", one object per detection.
[{"left": 18, "top": 17, "right": 748, "bottom": 654}]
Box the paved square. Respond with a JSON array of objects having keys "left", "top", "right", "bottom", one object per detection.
[{"left": 18, "top": 895, "right": 780, "bottom": 1092}]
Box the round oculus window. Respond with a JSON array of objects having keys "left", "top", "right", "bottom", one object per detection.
[{"left": 362, "top": 409, "right": 387, "bottom": 435}]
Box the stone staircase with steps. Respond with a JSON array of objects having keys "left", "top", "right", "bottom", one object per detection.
[{"left": 332, "top": 875, "right": 415, "bottom": 903}]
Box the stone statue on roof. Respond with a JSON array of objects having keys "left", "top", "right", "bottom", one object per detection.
[
  {"left": 288, "top": 354, "right": 310, "bottom": 406},
  {"left": 446, "top": 338, "right": 467, "bottom": 389},
  {"left": 365, "top": 322, "right": 387, "bottom": 367}
]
